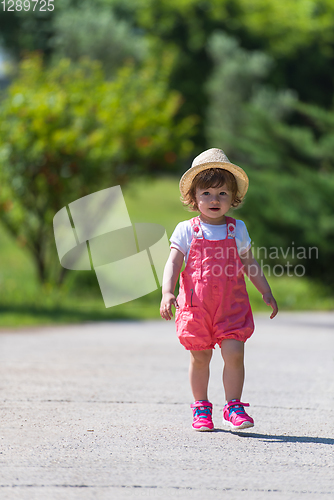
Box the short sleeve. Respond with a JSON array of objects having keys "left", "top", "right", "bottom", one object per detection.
[
  {"left": 169, "top": 221, "right": 189, "bottom": 256},
  {"left": 236, "top": 220, "right": 251, "bottom": 255}
]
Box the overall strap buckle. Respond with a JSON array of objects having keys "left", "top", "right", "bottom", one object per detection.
[
  {"left": 225, "top": 217, "right": 236, "bottom": 239},
  {"left": 190, "top": 217, "right": 203, "bottom": 239}
]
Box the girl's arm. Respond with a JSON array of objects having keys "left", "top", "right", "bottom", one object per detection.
[
  {"left": 239, "top": 249, "right": 278, "bottom": 319},
  {"left": 160, "top": 248, "right": 184, "bottom": 321}
]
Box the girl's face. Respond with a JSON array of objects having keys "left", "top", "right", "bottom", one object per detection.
[{"left": 195, "top": 184, "right": 233, "bottom": 225}]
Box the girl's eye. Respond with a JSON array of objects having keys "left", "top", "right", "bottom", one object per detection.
[
  {"left": 202, "top": 192, "right": 210, "bottom": 195},
  {"left": 220, "top": 192, "right": 227, "bottom": 196}
]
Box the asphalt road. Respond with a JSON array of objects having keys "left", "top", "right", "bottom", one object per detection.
[{"left": 0, "top": 313, "right": 334, "bottom": 500}]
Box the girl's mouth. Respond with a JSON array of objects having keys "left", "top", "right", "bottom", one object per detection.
[{"left": 209, "top": 208, "right": 220, "bottom": 211}]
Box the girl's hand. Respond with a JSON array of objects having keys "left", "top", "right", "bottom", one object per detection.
[
  {"left": 160, "top": 293, "right": 179, "bottom": 321},
  {"left": 263, "top": 292, "right": 278, "bottom": 319}
]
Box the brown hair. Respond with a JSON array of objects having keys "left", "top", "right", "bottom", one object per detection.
[{"left": 182, "top": 168, "right": 242, "bottom": 211}]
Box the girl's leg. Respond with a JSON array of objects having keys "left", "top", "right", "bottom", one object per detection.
[
  {"left": 220, "top": 339, "right": 244, "bottom": 402},
  {"left": 189, "top": 349, "right": 213, "bottom": 401}
]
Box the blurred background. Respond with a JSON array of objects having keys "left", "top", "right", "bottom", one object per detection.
[{"left": 0, "top": 0, "right": 333, "bottom": 327}]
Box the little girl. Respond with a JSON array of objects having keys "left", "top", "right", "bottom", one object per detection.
[{"left": 160, "top": 148, "right": 278, "bottom": 432}]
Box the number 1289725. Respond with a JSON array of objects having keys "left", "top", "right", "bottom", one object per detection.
[{"left": 2, "top": 0, "right": 54, "bottom": 11}]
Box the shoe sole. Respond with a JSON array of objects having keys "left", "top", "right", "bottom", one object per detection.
[
  {"left": 223, "top": 418, "right": 254, "bottom": 431},
  {"left": 193, "top": 425, "right": 214, "bottom": 431}
]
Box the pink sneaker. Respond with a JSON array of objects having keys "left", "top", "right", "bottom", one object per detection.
[
  {"left": 223, "top": 399, "right": 254, "bottom": 431},
  {"left": 190, "top": 400, "right": 214, "bottom": 431}
]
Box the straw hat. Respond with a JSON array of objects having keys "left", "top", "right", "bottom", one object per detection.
[{"left": 179, "top": 148, "right": 249, "bottom": 200}]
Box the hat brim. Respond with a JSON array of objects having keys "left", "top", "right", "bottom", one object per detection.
[{"left": 179, "top": 162, "right": 249, "bottom": 200}]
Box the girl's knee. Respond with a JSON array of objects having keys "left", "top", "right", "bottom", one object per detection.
[
  {"left": 221, "top": 339, "right": 244, "bottom": 365},
  {"left": 190, "top": 349, "right": 212, "bottom": 366}
]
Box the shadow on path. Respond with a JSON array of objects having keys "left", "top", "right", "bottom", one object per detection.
[
  {"left": 0, "top": 303, "right": 142, "bottom": 329},
  {"left": 214, "top": 429, "right": 334, "bottom": 445}
]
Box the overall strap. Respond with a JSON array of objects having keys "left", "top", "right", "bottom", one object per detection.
[
  {"left": 225, "top": 217, "right": 236, "bottom": 240},
  {"left": 224, "top": 217, "right": 239, "bottom": 282},
  {"left": 190, "top": 217, "right": 203, "bottom": 239},
  {"left": 189, "top": 217, "right": 202, "bottom": 280}
]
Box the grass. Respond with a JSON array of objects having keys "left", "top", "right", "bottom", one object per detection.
[{"left": 0, "top": 175, "right": 333, "bottom": 328}]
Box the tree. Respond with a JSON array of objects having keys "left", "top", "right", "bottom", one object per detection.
[
  {"left": 0, "top": 53, "right": 196, "bottom": 284},
  {"left": 48, "top": 1, "right": 148, "bottom": 77},
  {"left": 2, "top": 0, "right": 334, "bottom": 143},
  {"left": 102, "top": 0, "right": 334, "bottom": 143}
]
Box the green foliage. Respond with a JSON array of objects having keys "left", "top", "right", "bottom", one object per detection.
[
  {"left": 2, "top": 0, "right": 334, "bottom": 134},
  {"left": 0, "top": 4, "right": 52, "bottom": 59},
  {"left": 121, "top": 0, "right": 334, "bottom": 56},
  {"left": 6, "top": 0, "right": 334, "bottom": 59},
  {"left": 49, "top": 1, "right": 148, "bottom": 77},
  {"left": 232, "top": 0, "right": 334, "bottom": 56},
  {"left": 0, "top": 53, "right": 196, "bottom": 283},
  {"left": 206, "top": 33, "right": 293, "bottom": 154},
  {"left": 97, "top": 0, "right": 334, "bottom": 146}
]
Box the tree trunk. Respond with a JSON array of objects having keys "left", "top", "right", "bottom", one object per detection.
[
  {"left": 56, "top": 266, "right": 69, "bottom": 286},
  {"left": 35, "top": 252, "right": 46, "bottom": 283}
]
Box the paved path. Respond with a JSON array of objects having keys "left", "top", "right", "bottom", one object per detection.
[{"left": 0, "top": 313, "right": 334, "bottom": 500}]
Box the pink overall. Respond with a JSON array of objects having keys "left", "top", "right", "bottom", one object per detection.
[{"left": 175, "top": 216, "right": 254, "bottom": 350}]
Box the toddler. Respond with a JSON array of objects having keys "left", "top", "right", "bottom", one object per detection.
[{"left": 160, "top": 148, "right": 278, "bottom": 431}]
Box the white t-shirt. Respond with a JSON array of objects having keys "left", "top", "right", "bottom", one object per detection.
[{"left": 170, "top": 218, "right": 251, "bottom": 264}]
